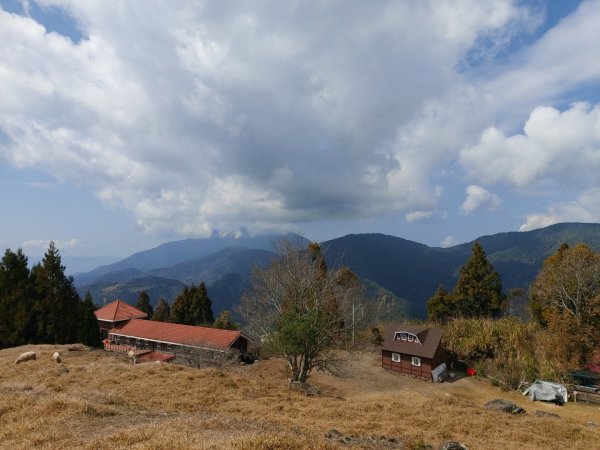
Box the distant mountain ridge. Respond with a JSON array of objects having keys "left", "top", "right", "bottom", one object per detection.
[
  {"left": 75, "top": 232, "right": 306, "bottom": 286},
  {"left": 321, "top": 222, "right": 600, "bottom": 316},
  {"left": 76, "top": 223, "right": 600, "bottom": 319}
]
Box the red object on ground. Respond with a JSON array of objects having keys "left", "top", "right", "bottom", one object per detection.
[{"left": 467, "top": 367, "right": 477, "bottom": 376}]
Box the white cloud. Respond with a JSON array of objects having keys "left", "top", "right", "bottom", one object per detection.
[
  {"left": 483, "top": 0, "right": 600, "bottom": 119},
  {"left": 520, "top": 188, "right": 600, "bottom": 231},
  {"left": 441, "top": 235, "right": 459, "bottom": 248},
  {"left": 0, "top": 1, "right": 540, "bottom": 237},
  {"left": 22, "top": 238, "right": 80, "bottom": 250},
  {"left": 461, "top": 185, "right": 502, "bottom": 214},
  {"left": 460, "top": 102, "right": 600, "bottom": 189},
  {"left": 405, "top": 210, "right": 435, "bottom": 224}
]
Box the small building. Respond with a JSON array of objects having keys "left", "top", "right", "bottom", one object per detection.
[
  {"left": 94, "top": 300, "right": 148, "bottom": 339},
  {"left": 381, "top": 324, "right": 447, "bottom": 381}
]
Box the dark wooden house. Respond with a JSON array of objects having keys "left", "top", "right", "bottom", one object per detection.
[{"left": 381, "top": 324, "right": 447, "bottom": 381}]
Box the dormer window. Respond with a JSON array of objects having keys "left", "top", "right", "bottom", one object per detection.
[{"left": 393, "top": 331, "right": 421, "bottom": 344}]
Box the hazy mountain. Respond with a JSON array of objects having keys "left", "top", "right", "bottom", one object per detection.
[
  {"left": 74, "top": 232, "right": 306, "bottom": 287},
  {"left": 147, "top": 247, "right": 277, "bottom": 285},
  {"left": 27, "top": 255, "right": 120, "bottom": 276},
  {"left": 82, "top": 277, "right": 186, "bottom": 309}
]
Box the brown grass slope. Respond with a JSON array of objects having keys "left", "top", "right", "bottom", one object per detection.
[{"left": 0, "top": 345, "right": 598, "bottom": 449}]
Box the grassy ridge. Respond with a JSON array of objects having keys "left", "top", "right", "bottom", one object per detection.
[{"left": 1, "top": 344, "right": 598, "bottom": 449}]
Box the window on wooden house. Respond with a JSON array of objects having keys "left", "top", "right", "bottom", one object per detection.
[
  {"left": 392, "top": 353, "right": 401, "bottom": 363},
  {"left": 411, "top": 356, "right": 421, "bottom": 367}
]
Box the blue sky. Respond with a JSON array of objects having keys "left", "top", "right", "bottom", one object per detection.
[{"left": 1, "top": 0, "right": 599, "bottom": 262}]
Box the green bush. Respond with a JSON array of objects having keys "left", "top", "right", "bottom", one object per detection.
[{"left": 443, "top": 317, "right": 578, "bottom": 388}]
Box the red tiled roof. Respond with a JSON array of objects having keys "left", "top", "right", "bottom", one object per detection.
[
  {"left": 109, "top": 319, "right": 245, "bottom": 351},
  {"left": 138, "top": 351, "right": 176, "bottom": 363},
  {"left": 94, "top": 300, "right": 148, "bottom": 322}
]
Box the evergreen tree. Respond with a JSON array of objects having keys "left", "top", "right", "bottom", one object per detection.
[
  {"left": 31, "top": 242, "right": 81, "bottom": 344},
  {"left": 213, "top": 310, "right": 239, "bottom": 330},
  {"left": 426, "top": 285, "right": 453, "bottom": 323},
  {"left": 78, "top": 292, "right": 101, "bottom": 347},
  {"left": 135, "top": 290, "right": 153, "bottom": 318},
  {"left": 198, "top": 282, "right": 214, "bottom": 325},
  {"left": 171, "top": 286, "right": 192, "bottom": 324},
  {"left": 0, "top": 248, "right": 33, "bottom": 348},
  {"left": 189, "top": 284, "right": 203, "bottom": 325},
  {"left": 153, "top": 298, "right": 171, "bottom": 322},
  {"left": 172, "top": 282, "right": 214, "bottom": 326},
  {"left": 451, "top": 241, "right": 504, "bottom": 318}
]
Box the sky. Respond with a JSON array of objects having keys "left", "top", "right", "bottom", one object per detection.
[{"left": 1, "top": 0, "right": 600, "bottom": 261}]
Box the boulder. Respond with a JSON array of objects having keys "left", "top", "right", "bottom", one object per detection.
[
  {"left": 533, "top": 410, "right": 560, "bottom": 419},
  {"left": 484, "top": 399, "right": 525, "bottom": 414},
  {"left": 289, "top": 381, "right": 320, "bottom": 397},
  {"left": 440, "top": 442, "right": 469, "bottom": 450}
]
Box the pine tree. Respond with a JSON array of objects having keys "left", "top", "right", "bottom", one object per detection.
[
  {"left": 213, "top": 310, "right": 239, "bottom": 330},
  {"left": 135, "top": 290, "right": 153, "bottom": 318},
  {"left": 171, "top": 286, "right": 192, "bottom": 325},
  {"left": 78, "top": 292, "right": 101, "bottom": 347},
  {"left": 427, "top": 285, "right": 453, "bottom": 323},
  {"left": 172, "top": 282, "right": 214, "bottom": 326},
  {"left": 31, "top": 242, "right": 81, "bottom": 344},
  {"left": 198, "top": 282, "right": 214, "bottom": 325},
  {"left": 0, "top": 248, "right": 33, "bottom": 348},
  {"left": 153, "top": 298, "right": 171, "bottom": 322},
  {"left": 451, "top": 241, "right": 504, "bottom": 318}
]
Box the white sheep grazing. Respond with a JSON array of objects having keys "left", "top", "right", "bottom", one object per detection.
[
  {"left": 127, "top": 350, "right": 137, "bottom": 365},
  {"left": 52, "top": 352, "right": 62, "bottom": 364},
  {"left": 15, "top": 351, "right": 37, "bottom": 365}
]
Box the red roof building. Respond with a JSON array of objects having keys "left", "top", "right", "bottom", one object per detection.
[
  {"left": 110, "top": 319, "right": 247, "bottom": 352},
  {"left": 95, "top": 300, "right": 148, "bottom": 339},
  {"left": 97, "top": 300, "right": 250, "bottom": 364}
]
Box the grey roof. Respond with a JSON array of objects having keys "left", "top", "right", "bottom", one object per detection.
[{"left": 381, "top": 323, "right": 443, "bottom": 359}]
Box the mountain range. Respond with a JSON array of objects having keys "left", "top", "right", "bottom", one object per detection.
[{"left": 75, "top": 222, "right": 600, "bottom": 319}]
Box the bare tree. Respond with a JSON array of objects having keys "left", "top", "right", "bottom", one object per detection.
[
  {"left": 238, "top": 239, "right": 366, "bottom": 382},
  {"left": 530, "top": 243, "right": 600, "bottom": 365},
  {"left": 531, "top": 244, "right": 600, "bottom": 327}
]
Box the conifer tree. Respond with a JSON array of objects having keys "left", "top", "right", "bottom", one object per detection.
[
  {"left": 451, "top": 241, "right": 504, "bottom": 318},
  {"left": 31, "top": 242, "right": 81, "bottom": 344},
  {"left": 0, "top": 248, "right": 33, "bottom": 348},
  {"left": 78, "top": 292, "right": 101, "bottom": 347},
  {"left": 153, "top": 298, "right": 171, "bottom": 322},
  {"left": 198, "top": 282, "right": 214, "bottom": 325},
  {"left": 171, "top": 286, "right": 192, "bottom": 324},
  {"left": 213, "top": 310, "right": 239, "bottom": 330},
  {"left": 426, "top": 285, "right": 453, "bottom": 323},
  {"left": 172, "top": 282, "right": 214, "bottom": 326},
  {"left": 135, "top": 290, "right": 153, "bottom": 318}
]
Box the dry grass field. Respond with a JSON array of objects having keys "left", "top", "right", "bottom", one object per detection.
[{"left": 1, "top": 344, "right": 599, "bottom": 449}]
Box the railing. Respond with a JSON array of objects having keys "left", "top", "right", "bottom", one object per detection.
[{"left": 102, "top": 341, "right": 147, "bottom": 355}]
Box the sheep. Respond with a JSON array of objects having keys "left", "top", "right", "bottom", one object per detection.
[
  {"left": 52, "top": 352, "right": 62, "bottom": 364},
  {"left": 15, "top": 351, "right": 37, "bottom": 365},
  {"left": 128, "top": 350, "right": 137, "bottom": 365}
]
